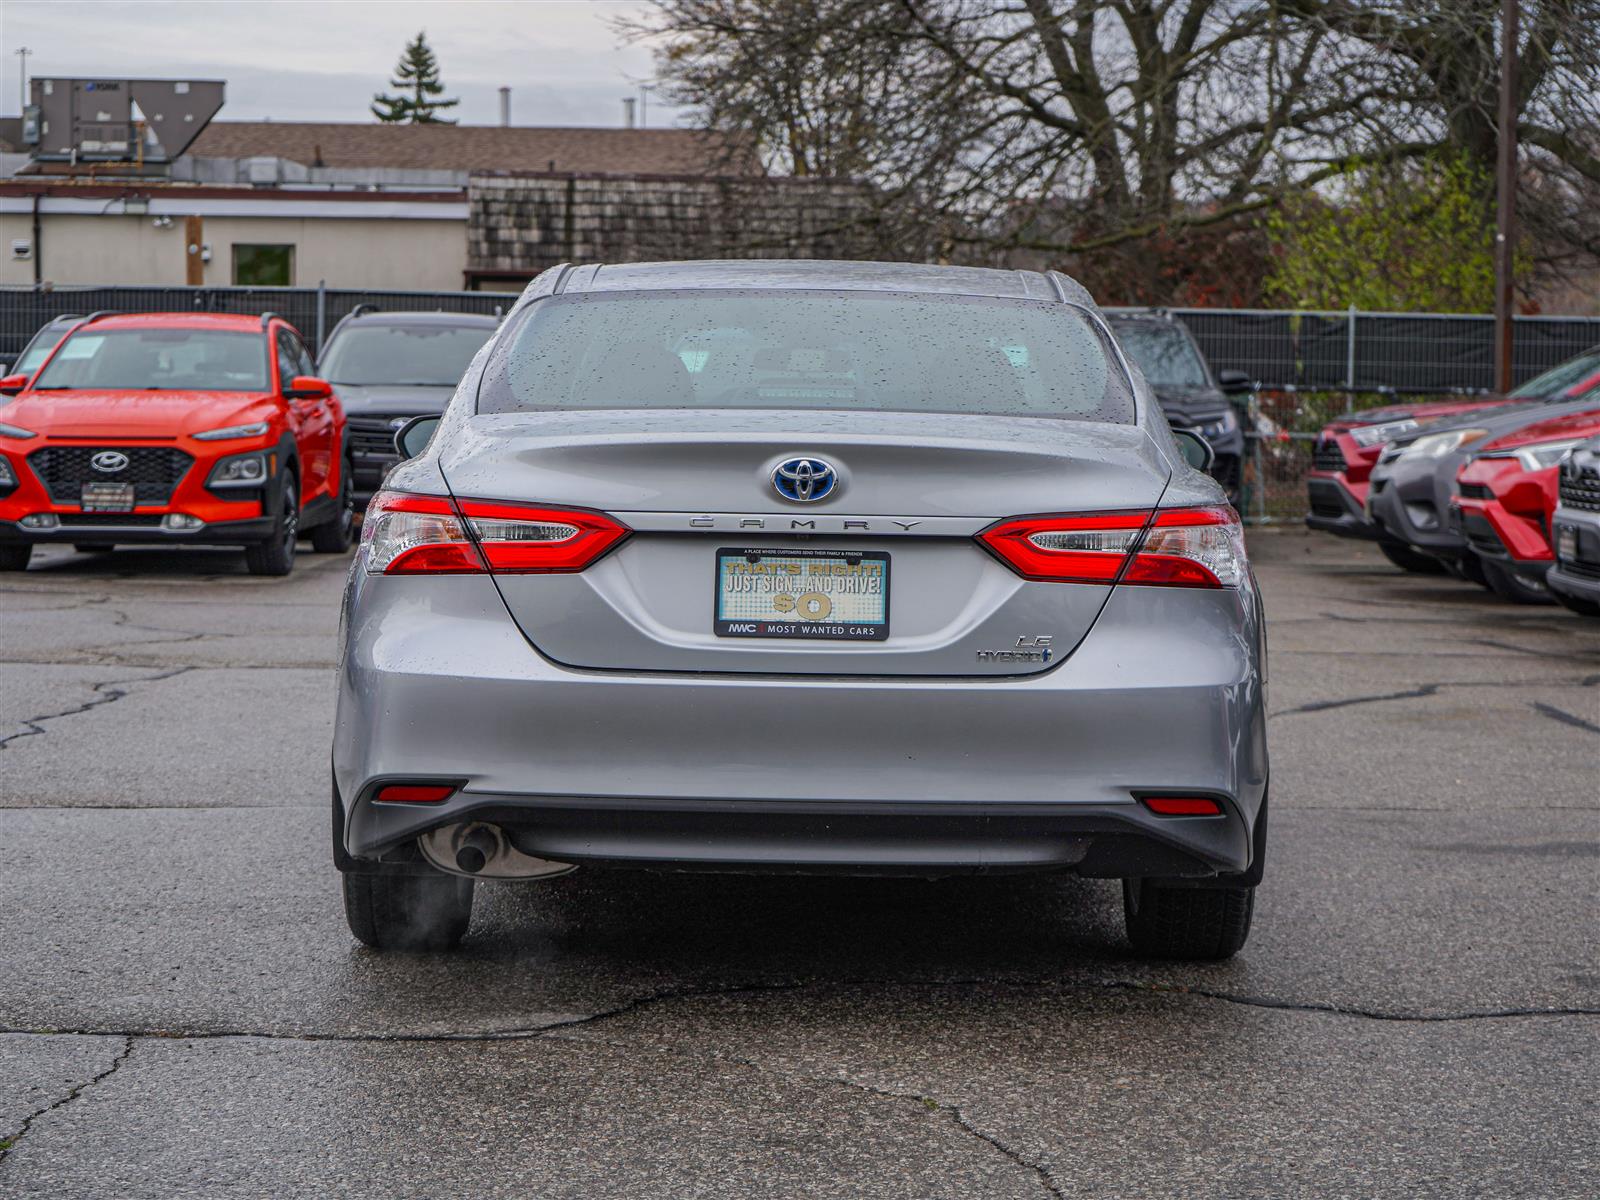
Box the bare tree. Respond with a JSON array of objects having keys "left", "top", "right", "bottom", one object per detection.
[{"left": 629, "top": 0, "right": 1600, "bottom": 299}]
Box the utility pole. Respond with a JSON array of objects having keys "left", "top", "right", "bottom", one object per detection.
[
  {"left": 1493, "top": 0, "right": 1518, "bottom": 394},
  {"left": 15, "top": 47, "right": 30, "bottom": 117}
]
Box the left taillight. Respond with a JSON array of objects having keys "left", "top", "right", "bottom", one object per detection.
[
  {"left": 977, "top": 505, "right": 1246, "bottom": 588},
  {"left": 361, "top": 491, "right": 630, "bottom": 576}
]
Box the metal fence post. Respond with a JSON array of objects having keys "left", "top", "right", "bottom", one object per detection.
[
  {"left": 1345, "top": 302, "right": 1357, "bottom": 394},
  {"left": 1253, "top": 434, "right": 1266, "bottom": 525},
  {"left": 315, "top": 280, "right": 327, "bottom": 353}
]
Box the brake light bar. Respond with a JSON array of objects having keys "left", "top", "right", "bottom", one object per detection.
[
  {"left": 362, "top": 491, "right": 630, "bottom": 576},
  {"left": 977, "top": 506, "right": 1246, "bottom": 587}
]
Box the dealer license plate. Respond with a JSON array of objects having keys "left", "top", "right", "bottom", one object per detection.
[
  {"left": 80, "top": 482, "right": 136, "bottom": 513},
  {"left": 1555, "top": 525, "right": 1578, "bottom": 564},
  {"left": 715, "top": 547, "right": 890, "bottom": 640}
]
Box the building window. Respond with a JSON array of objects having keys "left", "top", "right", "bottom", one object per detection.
[{"left": 232, "top": 244, "right": 294, "bottom": 286}]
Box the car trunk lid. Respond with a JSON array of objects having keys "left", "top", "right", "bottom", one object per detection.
[{"left": 440, "top": 408, "right": 1168, "bottom": 676}]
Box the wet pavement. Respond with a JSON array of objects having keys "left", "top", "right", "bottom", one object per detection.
[{"left": 0, "top": 531, "right": 1595, "bottom": 1197}]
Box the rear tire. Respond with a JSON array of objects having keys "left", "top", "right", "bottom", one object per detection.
[
  {"left": 0, "top": 544, "right": 32, "bottom": 571},
  {"left": 1123, "top": 878, "right": 1254, "bottom": 960},
  {"left": 74, "top": 543, "right": 114, "bottom": 554},
  {"left": 1378, "top": 540, "right": 1447, "bottom": 574},
  {"left": 342, "top": 870, "right": 474, "bottom": 951},
  {"left": 245, "top": 476, "right": 298, "bottom": 577},
  {"left": 1480, "top": 557, "right": 1554, "bottom": 606},
  {"left": 309, "top": 461, "right": 355, "bottom": 553}
]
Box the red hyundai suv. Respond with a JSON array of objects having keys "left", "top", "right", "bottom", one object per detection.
[
  {"left": 1453, "top": 406, "right": 1600, "bottom": 605},
  {"left": 0, "top": 312, "right": 352, "bottom": 575}
]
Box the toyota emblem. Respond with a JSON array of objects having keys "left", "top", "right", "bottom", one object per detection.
[{"left": 772, "top": 456, "right": 838, "bottom": 503}]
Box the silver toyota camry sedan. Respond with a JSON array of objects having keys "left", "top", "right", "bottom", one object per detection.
[{"left": 332, "top": 260, "right": 1268, "bottom": 959}]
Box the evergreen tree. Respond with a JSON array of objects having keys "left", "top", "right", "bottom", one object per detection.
[{"left": 371, "top": 31, "right": 459, "bottom": 125}]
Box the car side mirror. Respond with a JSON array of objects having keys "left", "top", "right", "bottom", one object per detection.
[
  {"left": 0, "top": 373, "right": 28, "bottom": 396},
  {"left": 1172, "top": 428, "right": 1215, "bottom": 472},
  {"left": 285, "top": 375, "right": 333, "bottom": 400},
  {"left": 395, "top": 414, "right": 441, "bottom": 459},
  {"left": 1217, "top": 369, "right": 1254, "bottom": 395}
]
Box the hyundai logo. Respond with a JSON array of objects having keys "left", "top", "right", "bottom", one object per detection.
[
  {"left": 772, "top": 456, "right": 838, "bottom": 503},
  {"left": 90, "top": 450, "right": 130, "bottom": 474}
]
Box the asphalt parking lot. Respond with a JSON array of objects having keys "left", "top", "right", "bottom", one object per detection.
[{"left": 0, "top": 529, "right": 1595, "bottom": 1198}]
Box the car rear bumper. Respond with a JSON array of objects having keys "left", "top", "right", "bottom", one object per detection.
[{"left": 332, "top": 574, "right": 1268, "bottom": 878}]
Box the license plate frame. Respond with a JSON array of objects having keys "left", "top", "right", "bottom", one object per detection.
[
  {"left": 714, "top": 546, "right": 890, "bottom": 641},
  {"left": 80, "top": 482, "right": 136, "bottom": 513},
  {"left": 1555, "top": 524, "right": 1578, "bottom": 564}
]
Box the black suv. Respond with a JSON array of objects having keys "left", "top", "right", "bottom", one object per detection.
[
  {"left": 1107, "top": 312, "right": 1251, "bottom": 506},
  {"left": 317, "top": 309, "right": 499, "bottom": 504}
]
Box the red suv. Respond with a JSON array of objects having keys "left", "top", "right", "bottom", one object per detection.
[
  {"left": 1454, "top": 407, "right": 1600, "bottom": 604},
  {"left": 0, "top": 312, "right": 352, "bottom": 575}
]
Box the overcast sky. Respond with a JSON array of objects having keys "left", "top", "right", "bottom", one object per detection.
[{"left": 0, "top": 0, "right": 688, "bottom": 128}]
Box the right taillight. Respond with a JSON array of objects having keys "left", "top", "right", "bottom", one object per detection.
[
  {"left": 361, "top": 491, "right": 630, "bottom": 576},
  {"left": 978, "top": 505, "right": 1246, "bottom": 588}
]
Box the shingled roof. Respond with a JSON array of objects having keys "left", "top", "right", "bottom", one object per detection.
[{"left": 188, "top": 121, "right": 750, "bottom": 177}]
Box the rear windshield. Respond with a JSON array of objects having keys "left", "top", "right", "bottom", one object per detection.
[
  {"left": 32, "top": 328, "right": 267, "bottom": 392},
  {"left": 1111, "top": 322, "right": 1210, "bottom": 388},
  {"left": 477, "top": 290, "right": 1134, "bottom": 422},
  {"left": 320, "top": 323, "right": 495, "bottom": 387}
]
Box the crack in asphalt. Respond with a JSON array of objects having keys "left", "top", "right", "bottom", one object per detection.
[
  {"left": 0, "top": 1035, "right": 134, "bottom": 1169},
  {"left": 3, "top": 974, "right": 1596, "bottom": 1047},
  {"left": 1531, "top": 702, "right": 1600, "bottom": 735},
  {"left": 0, "top": 667, "right": 193, "bottom": 751},
  {"left": 536, "top": 1023, "right": 1067, "bottom": 1196},
  {"left": 839, "top": 1077, "right": 1064, "bottom": 1197}
]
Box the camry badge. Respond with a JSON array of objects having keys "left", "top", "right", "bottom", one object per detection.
[
  {"left": 772, "top": 457, "right": 838, "bottom": 503},
  {"left": 90, "top": 450, "right": 130, "bottom": 474}
]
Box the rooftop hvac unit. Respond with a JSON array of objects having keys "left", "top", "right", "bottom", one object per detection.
[{"left": 26, "top": 78, "right": 225, "bottom": 165}]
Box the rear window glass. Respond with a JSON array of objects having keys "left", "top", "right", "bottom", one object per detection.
[
  {"left": 320, "top": 323, "right": 495, "bottom": 387},
  {"left": 32, "top": 328, "right": 267, "bottom": 392},
  {"left": 477, "top": 290, "right": 1133, "bottom": 422},
  {"left": 1110, "top": 322, "right": 1210, "bottom": 389}
]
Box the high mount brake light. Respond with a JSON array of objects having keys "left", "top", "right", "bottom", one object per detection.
[
  {"left": 977, "top": 506, "right": 1246, "bottom": 588},
  {"left": 361, "top": 491, "right": 630, "bottom": 576}
]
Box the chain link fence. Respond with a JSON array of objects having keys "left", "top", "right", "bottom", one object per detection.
[{"left": 1132, "top": 306, "right": 1600, "bottom": 395}]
